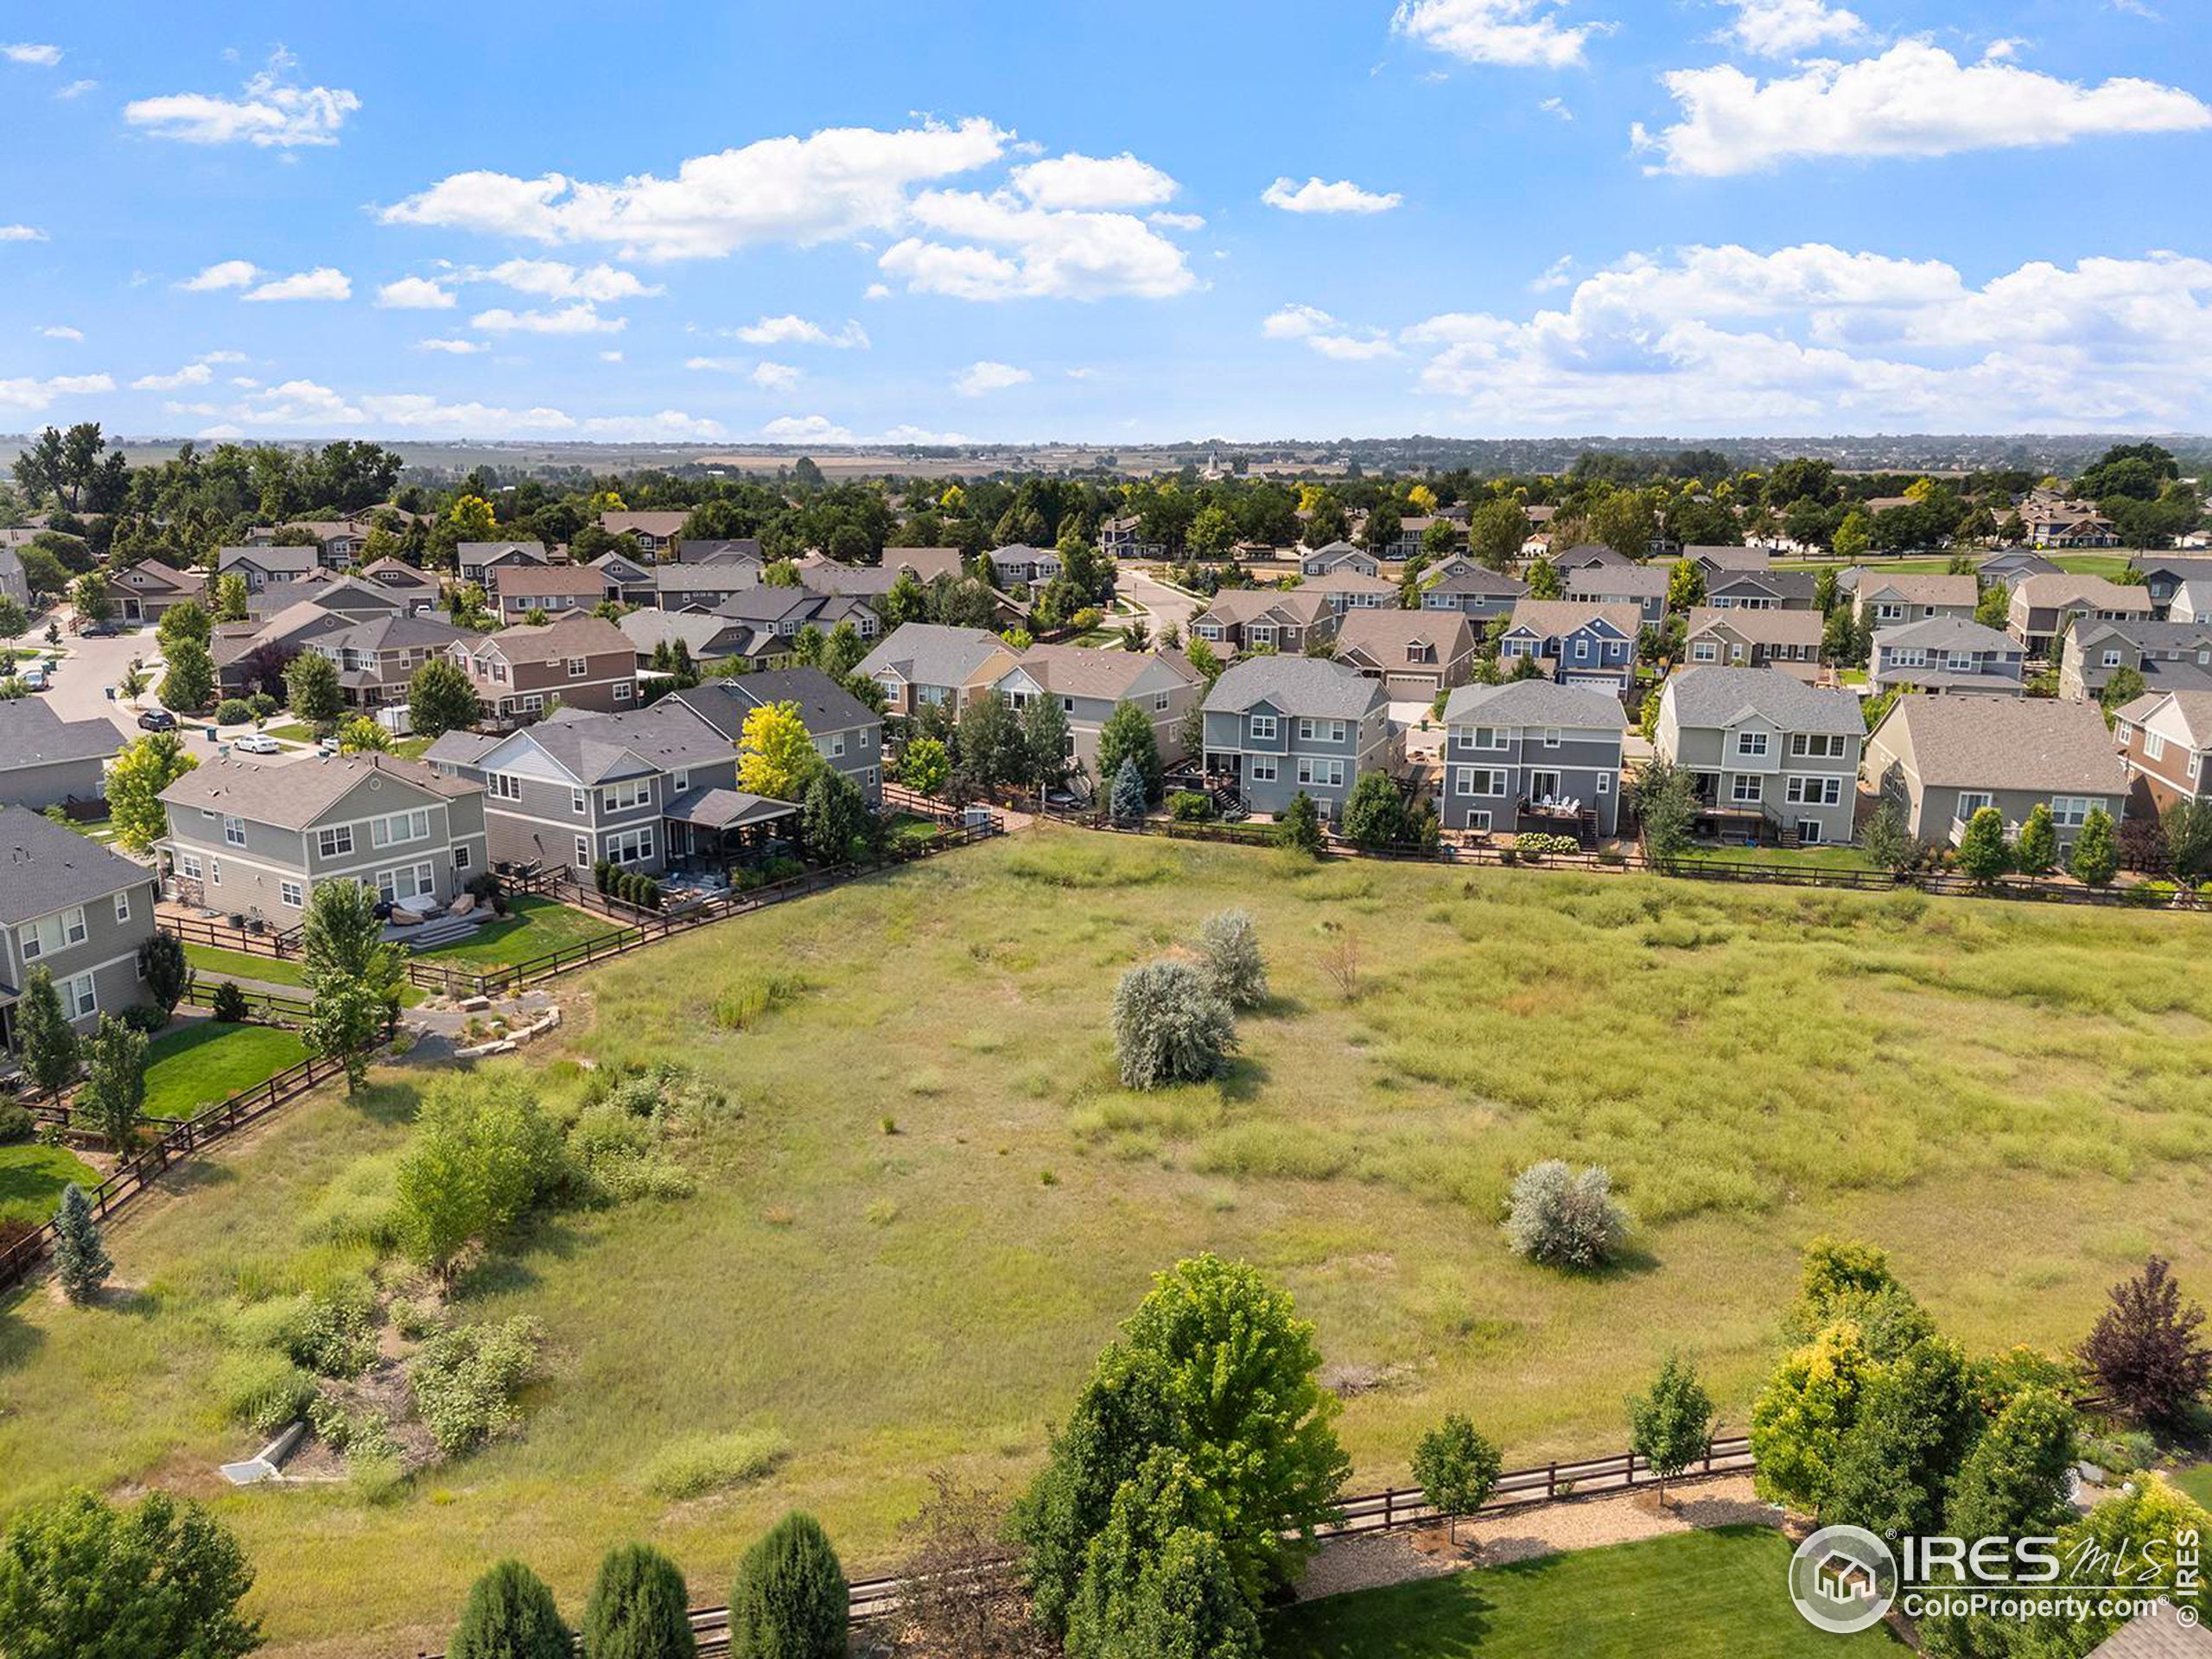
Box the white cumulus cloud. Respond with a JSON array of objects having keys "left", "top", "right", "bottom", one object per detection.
[
  {"left": 1262, "top": 177, "right": 1403, "bottom": 215},
  {"left": 0, "top": 224, "right": 48, "bottom": 242},
  {"left": 0, "top": 372, "right": 115, "bottom": 411},
  {"left": 415, "top": 337, "right": 488, "bottom": 354},
  {"left": 1715, "top": 0, "right": 1866, "bottom": 56},
  {"left": 131, "top": 362, "right": 215, "bottom": 391},
  {"left": 243, "top": 267, "right": 352, "bottom": 302},
  {"left": 953, "top": 360, "right": 1032, "bottom": 397},
  {"left": 1637, "top": 41, "right": 2212, "bottom": 175},
  {"left": 880, "top": 190, "right": 1194, "bottom": 301},
  {"left": 124, "top": 50, "right": 359, "bottom": 149},
  {"left": 3, "top": 43, "right": 62, "bottom": 67},
  {"left": 1392, "top": 0, "right": 1606, "bottom": 70},
  {"left": 180, "top": 259, "right": 260, "bottom": 291},
  {"left": 376, "top": 276, "right": 455, "bottom": 309},
  {"left": 733, "top": 315, "right": 870, "bottom": 348},
  {"left": 750, "top": 362, "right": 801, "bottom": 391},
  {"left": 1011, "top": 152, "right": 1179, "bottom": 210},
  {"left": 470, "top": 303, "right": 624, "bottom": 335},
  {"left": 478, "top": 258, "right": 662, "bottom": 302},
  {"left": 1261, "top": 303, "right": 1398, "bottom": 359},
  {"left": 41, "top": 325, "right": 83, "bottom": 340},
  {"left": 761, "top": 414, "right": 854, "bottom": 444}
]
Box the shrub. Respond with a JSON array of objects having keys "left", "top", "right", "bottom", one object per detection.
[
  {"left": 594, "top": 861, "right": 613, "bottom": 895},
  {"left": 2082, "top": 1256, "right": 2210, "bottom": 1427},
  {"left": 1274, "top": 791, "right": 1325, "bottom": 855},
  {"left": 409, "top": 1318, "right": 543, "bottom": 1456},
  {"left": 1193, "top": 909, "right": 1268, "bottom": 1009},
  {"left": 1111, "top": 960, "right": 1236, "bottom": 1090},
  {"left": 1503, "top": 1160, "right": 1630, "bottom": 1269},
  {"left": 118, "top": 1002, "right": 168, "bottom": 1035},
  {"left": 210, "top": 981, "right": 251, "bottom": 1024},
  {"left": 1167, "top": 791, "right": 1215, "bottom": 823},
  {"left": 582, "top": 1541, "right": 695, "bottom": 1659},
  {"left": 213, "top": 1349, "right": 318, "bottom": 1433},
  {"left": 450, "top": 1560, "right": 572, "bottom": 1659},
  {"left": 214, "top": 698, "right": 255, "bottom": 727},
  {"left": 0, "top": 1100, "right": 33, "bottom": 1144},
  {"left": 641, "top": 1427, "right": 793, "bottom": 1500},
  {"left": 248, "top": 691, "right": 278, "bottom": 719},
  {"left": 728, "top": 1511, "right": 847, "bottom": 1659}
]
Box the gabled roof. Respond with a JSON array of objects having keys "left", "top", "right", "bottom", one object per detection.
[
  {"left": 423, "top": 730, "right": 501, "bottom": 771},
  {"left": 219, "top": 543, "right": 318, "bottom": 577},
  {"left": 2115, "top": 690, "right": 2212, "bottom": 748},
  {"left": 1334, "top": 609, "right": 1474, "bottom": 663},
  {"left": 497, "top": 700, "right": 733, "bottom": 785},
  {"left": 161, "top": 753, "right": 480, "bottom": 829},
  {"left": 601, "top": 512, "right": 690, "bottom": 539},
  {"left": 471, "top": 614, "right": 632, "bottom": 664},
  {"left": 1301, "top": 569, "right": 1396, "bottom": 595},
  {"left": 1427, "top": 564, "right": 1529, "bottom": 598},
  {"left": 882, "top": 547, "right": 967, "bottom": 583},
  {"left": 1567, "top": 564, "right": 1668, "bottom": 600},
  {"left": 358, "top": 557, "right": 434, "bottom": 588},
  {"left": 1684, "top": 545, "right": 1769, "bottom": 571},
  {"left": 1554, "top": 543, "right": 1637, "bottom": 569},
  {"left": 1666, "top": 666, "right": 1862, "bottom": 734},
  {"left": 1858, "top": 572, "right": 1978, "bottom": 607},
  {"left": 1685, "top": 606, "right": 1822, "bottom": 646},
  {"left": 671, "top": 667, "right": 880, "bottom": 740},
  {"left": 1871, "top": 695, "right": 2129, "bottom": 793},
  {"left": 855, "top": 623, "right": 1010, "bottom": 688},
  {"left": 1003, "top": 645, "right": 1201, "bottom": 702},
  {"left": 1441, "top": 679, "right": 1626, "bottom": 730},
  {"left": 0, "top": 699, "right": 122, "bottom": 772},
  {"left": 1194, "top": 588, "right": 1334, "bottom": 627},
  {"left": 1708, "top": 569, "right": 1816, "bottom": 603},
  {"left": 1505, "top": 600, "right": 1642, "bottom": 639},
  {"left": 498, "top": 565, "right": 607, "bottom": 601},
  {"left": 1203, "top": 654, "right": 1386, "bottom": 720},
  {"left": 2013, "top": 573, "right": 2151, "bottom": 612},
  {"left": 0, "top": 805, "right": 149, "bottom": 925},
  {"left": 1872, "top": 615, "right": 2018, "bottom": 652},
  {"left": 456, "top": 540, "right": 546, "bottom": 564},
  {"left": 617, "top": 609, "right": 749, "bottom": 657}
]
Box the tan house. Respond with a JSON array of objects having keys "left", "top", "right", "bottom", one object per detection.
[
  {"left": 855, "top": 623, "right": 1018, "bottom": 717},
  {"left": 1332, "top": 609, "right": 1478, "bottom": 696},
  {"left": 448, "top": 614, "right": 638, "bottom": 728},
  {"left": 495, "top": 563, "right": 613, "bottom": 621},
  {"left": 601, "top": 512, "right": 690, "bottom": 559},
  {"left": 1853, "top": 572, "right": 1978, "bottom": 628},
  {"left": 1683, "top": 607, "right": 1823, "bottom": 679},
  {"left": 111, "top": 558, "right": 207, "bottom": 624},
  {"left": 2007, "top": 575, "right": 2152, "bottom": 660},
  {"left": 992, "top": 645, "right": 1205, "bottom": 776},
  {"left": 1188, "top": 589, "right": 1338, "bottom": 657},
  {"left": 1863, "top": 695, "right": 2130, "bottom": 852}
]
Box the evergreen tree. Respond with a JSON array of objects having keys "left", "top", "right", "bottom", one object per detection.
[
  {"left": 14, "top": 965, "right": 80, "bottom": 1102},
  {"left": 2068, "top": 806, "right": 2120, "bottom": 887},
  {"left": 1109, "top": 755, "right": 1147, "bottom": 828},
  {"left": 52, "top": 1184, "right": 111, "bottom": 1304},
  {"left": 1095, "top": 701, "right": 1162, "bottom": 802},
  {"left": 1274, "top": 791, "right": 1325, "bottom": 855},
  {"left": 450, "top": 1560, "right": 572, "bottom": 1659},
  {"left": 581, "top": 1542, "right": 695, "bottom": 1659},
  {"left": 137, "top": 933, "right": 190, "bottom": 1018},
  {"left": 727, "top": 1511, "right": 847, "bottom": 1659}
]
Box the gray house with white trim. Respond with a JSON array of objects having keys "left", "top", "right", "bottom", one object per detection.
[
  {"left": 0, "top": 699, "right": 118, "bottom": 810},
  {"left": 1440, "top": 680, "right": 1625, "bottom": 840},
  {"left": 0, "top": 806, "right": 160, "bottom": 1052},
  {"left": 1200, "top": 656, "right": 1390, "bottom": 819},
  {"left": 1655, "top": 667, "right": 1864, "bottom": 845}
]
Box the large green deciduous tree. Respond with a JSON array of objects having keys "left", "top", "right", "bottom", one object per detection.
[{"left": 0, "top": 1490, "right": 258, "bottom": 1659}]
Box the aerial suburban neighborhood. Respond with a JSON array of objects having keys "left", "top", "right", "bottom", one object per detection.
[{"left": 2, "top": 4, "right": 2210, "bottom": 1658}]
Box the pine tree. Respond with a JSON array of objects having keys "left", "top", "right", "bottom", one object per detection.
[
  {"left": 449, "top": 1559, "right": 571, "bottom": 1659},
  {"left": 581, "top": 1541, "right": 694, "bottom": 1659},
  {"left": 727, "top": 1511, "right": 847, "bottom": 1659},
  {"left": 1109, "top": 755, "right": 1147, "bottom": 828},
  {"left": 53, "top": 1183, "right": 111, "bottom": 1304},
  {"left": 1274, "top": 791, "right": 1325, "bottom": 855}
]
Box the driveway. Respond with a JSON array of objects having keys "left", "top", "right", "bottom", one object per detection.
[
  {"left": 1121, "top": 569, "right": 1203, "bottom": 643},
  {"left": 40, "top": 614, "right": 308, "bottom": 764}
]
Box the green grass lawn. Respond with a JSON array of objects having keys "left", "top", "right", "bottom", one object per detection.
[
  {"left": 140, "top": 1020, "right": 310, "bottom": 1121},
  {"left": 0, "top": 1141, "right": 100, "bottom": 1225},
  {"left": 180, "top": 943, "right": 427, "bottom": 1007},
  {"left": 2176, "top": 1465, "right": 2212, "bottom": 1508},
  {"left": 1268, "top": 1528, "right": 1904, "bottom": 1657},
  {"left": 409, "top": 895, "right": 622, "bottom": 969},
  {"left": 2049, "top": 554, "right": 2136, "bottom": 580},
  {"left": 5, "top": 826, "right": 2210, "bottom": 1655}
]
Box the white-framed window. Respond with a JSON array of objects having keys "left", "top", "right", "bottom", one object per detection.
[
  {"left": 520, "top": 693, "right": 543, "bottom": 714},
  {"left": 1734, "top": 730, "right": 1770, "bottom": 759},
  {"left": 1785, "top": 775, "right": 1842, "bottom": 806},
  {"left": 1296, "top": 757, "right": 1345, "bottom": 789},
  {"left": 371, "top": 808, "right": 431, "bottom": 849},
  {"left": 601, "top": 779, "right": 653, "bottom": 813},
  {"left": 1797, "top": 818, "right": 1825, "bottom": 845},
  {"left": 1455, "top": 767, "right": 1504, "bottom": 797},
  {"left": 613, "top": 682, "right": 633, "bottom": 702},
  {"left": 491, "top": 773, "right": 523, "bottom": 801},
  {"left": 825, "top": 734, "right": 846, "bottom": 760},
  {"left": 113, "top": 891, "right": 130, "bottom": 925},
  {"left": 317, "top": 825, "right": 354, "bottom": 858},
  {"left": 1789, "top": 734, "right": 1848, "bottom": 759},
  {"left": 2101, "top": 649, "right": 2123, "bottom": 668},
  {"left": 672, "top": 770, "right": 690, "bottom": 793},
  {"left": 2050, "top": 796, "right": 2094, "bottom": 829},
  {"left": 179, "top": 852, "right": 204, "bottom": 880},
  {"left": 575, "top": 836, "right": 592, "bottom": 868},
  {"left": 607, "top": 826, "right": 655, "bottom": 865},
  {"left": 2145, "top": 731, "right": 2167, "bottom": 760},
  {"left": 280, "top": 880, "right": 304, "bottom": 908},
  {"left": 1874, "top": 602, "right": 1904, "bottom": 622},
  {"left": 1153, "top": 692, "right": 1171, "bottom": 713},
  {"left": 61, "top": 969, "right": 96, "bottom": 1020},
  {"left": 222, "top": 815, "right": 245, "bottom": 848},
  {"left": 452, "top": 844, "right": 471, "bottom": 872},
  {"left": 1731, "top": 774, "right": 1764, "bottom": 804},
  {"left": 1249, "top": 757, "right": 1278, "bottom": 783},
  {"left": 21, "top": 905, "right": 89, "bottom": 961},
  {"left": 1956, "top": 791, "right": 1994, "bottom": 819},
  {"left": 1595, "top": 772, "right": 1611, "bottom": 796},
  {"left": 1542, "top": 728, "right": 1561, "bottom": 749},
  {"left": 1691, "top": 640, "right": 1719, "bottom": 663},
  {"left": 1248, "top": 714, "right": 1277, "bottom": 742},
  {"left": 377, "top": 861, "right": 436, "bottom": 903},
  {"left": 1468, "top": 810, "right": 1492, "bottom": 831},
  {"left": 567, "top": 658, "right": 588, "bottom": 678}
]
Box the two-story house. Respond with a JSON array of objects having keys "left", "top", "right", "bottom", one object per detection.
[
  {"left": 2008, "top": 574, "right": 2153, "bottom": 660},
  {"left": 856, "top": 624, "right": 1019, "bottom": 718},
  {"left": 988, "top": 545, "right": 1064, "bottom": 588},
  {"left": 2059, "top": 618, "right": 2212, "bottom": 702},
  {"left": 710, "top": 588, "right": 881, "bottom": 667},
  {"left": 601, "top": 512, "right": 690, "bottom": 560},
  {"left": 0, "top": 544, "right": 29, "bottom": 611},
  {"left": 253, "top": 519, "right": 377, "bottom": 569},
  {"left": 159, "top": 753, "right": 489, "bottom": 926},
  {"left": 1100, "top": 517, "right": 1164, "bottom": 560},
  {"left": 1682, "top": 607, "right": 1823, "bottom": 678},
  {"left": 358, "top": 558, "right": 440, "bottom": 607},
  {"left": 496, "top": 564, "right": 613, "bottom": 622},
  {"left": 1497, "top": 601, "right": 1641, "bottom": 690},
  {"left": 1421, "top": 563, "right": 1529, "bottom": 624},
  {"left": 1440, "top": 680, "right": 1625, "bottom": 840},
  {"left": 0, "top": 806, "right": 160, "bottom": 1050},
  {"left": 0, "top": 699, "right": 119, "bottom": 810},
  {"left": 1704, "top": 569, "right": 1817, "bottom": 611},
  {"left": 593, "top": 550, "right": 660, "bottom": 606},
  {"left": 2111, "top": 690, "right": 2212, "bottom": 811},
  {"left": 1980, "top": 550, "right": 2061, "bottom": 589},
  {"left": 1656, "top": 667, "right": 1864, "bottom": 845},
  {"left": 1332, "top": 609, "right": 1477, "bottom": 698},
  {"left": 457, "top": 541, "right": 550, "bottom": 592},
  {"left": 1188, "top": 590, "right": 1338, "bottom": 657},
  {"left": 219, "top": 543, "right": 321, "bottom": 594},
  {"left": 306, "top": 613, "right": 474, "bottom": 712},
  {"left": 656, "top": 563, "right": 764, "bottom": 612},
  {"left": 675, "top": 538, "right": 763, "bottom": 567},
  {"left": 1565, "top": 564, "right": 1668, "bottom": 626},
  {"left": 1300, "top": 542, "right": 1380, "bottom": 579},
  {"left": 1853, "top": 573, "right": 1979, "bottom": 629},
  {"left": 1200, "top": 656, "right": 1390, "bottom": 820},
  {"left": 448, "top": 615, "right": 638, "bottom": 728},
  {"left": 1863, "top": 695, "right": 2129, "bottom": 852},
  {"left": 2130, "top": 556, "right": 2212, "bottom": 620},
  {"left": 110, "top": 558, "right": 207, "bottom": 625},
  {"left": 1867, "top": 616, "right": 2026, "bottom": 696},
  {"left": 993, "top": 646, "right": 1205, "bottom": 779},
  {"left": 1301, "top": 569, "right": 1397, "bottom": 613},
  {"left": 668, "top": 668, "right": 886, "bottom": 805}
]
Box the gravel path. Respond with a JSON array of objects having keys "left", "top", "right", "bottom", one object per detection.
[{"left": 1293, "top": 1473, "right": 1778, "bottom": 1604}]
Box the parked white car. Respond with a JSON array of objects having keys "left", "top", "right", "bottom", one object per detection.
[{"left": 233, "top": 733, "right": 282, "bottom": 754}]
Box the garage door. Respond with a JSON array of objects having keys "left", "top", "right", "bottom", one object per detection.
[{"left": 1384, "top": 672, "right": 1440, "bottom": 696}]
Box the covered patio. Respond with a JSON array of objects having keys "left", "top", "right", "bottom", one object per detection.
[{"left": 663, "top": 786, "right": 802, "bottom": 873}]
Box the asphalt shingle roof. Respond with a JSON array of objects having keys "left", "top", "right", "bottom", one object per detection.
[
  {"left": 671, "top": 667, "right": 880, "bottom": 739},
  {"left": 1871, "top": 615, "right": 2018, "bottom": 651},
  {"left": 0, "top": 805, "right": 149, "bottom": 926},
  {"left": 1875, "top": 695, "right": 2130, "bottom": 792},
  {"left": 0, "top": 699, "right": 123, "bottom": 772},
  {"left": 855, "top": 624, "right": 1009, "bottom": 688},
  {"left": 1203, "top": 654, "right": 1386, "bottom": 720},
  {"left": 161, "top": 753, "right": 480, "bottom": 830},
  {"left": 1442, "top": 680, "right": 1627, "bottom": 729},
  {"left": 1666, "top": 666, "right": 1863, "bottom": 734}
]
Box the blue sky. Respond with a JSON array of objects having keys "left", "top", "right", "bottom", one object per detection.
[{"left": 3, "top": 0, "right": 2209, "bottom": 443}]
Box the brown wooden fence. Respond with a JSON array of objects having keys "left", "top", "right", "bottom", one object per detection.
[
  {"left": 0, "top": 1051, "right": 348, "bottom": 1294},
  {"left": 416, "top": 1434, "right": 1753, "bottom": 1655}
]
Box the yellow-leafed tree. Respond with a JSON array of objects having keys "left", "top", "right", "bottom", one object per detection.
[{"left": 736, "top": 702, "right": 822, "bottom": 801}]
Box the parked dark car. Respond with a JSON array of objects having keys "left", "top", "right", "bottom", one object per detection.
[
  {"left": 80, "top": 620, "right": 118, "bottom": 638},
  {"left": 137, "top": 708, "right": 177, "bottom": 731}
]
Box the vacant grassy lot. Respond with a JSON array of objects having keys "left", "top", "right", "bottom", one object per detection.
[
  {"left": 4, "top": 825, "right": 2210, "bottom": 1656},
  {"left": 0, "top": 1141, "right": 100, "bottom": 1224},
  {"left": 1268, "top": 1528, "right": 1905, "bottom": 1657},
  {"left": 142, "top": 1020, "right": 310, "bottom": 1120},
  {"left": 410, "top": 894, "right": 621, "bottom": 969}
]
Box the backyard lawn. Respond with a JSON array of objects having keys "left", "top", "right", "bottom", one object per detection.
[
  {"left": 4, "top": 825, "right": 2210, "bottom": 1655},
  {"left": 0, "top": 1141, "right": 100, "bottom": 1225},
  {"left": 140, "top": 1020, "right": 310, "bottom": 1120},
  {"left": 1268, "top": 1528, "right": 1904, "bottom": 1657},
  {"left": 2177, "top": 1466, "right": 2212, "bottom": 1509},
  {"left": 409, "top": 895, "right": 622, "bottom": 969},
  {"left": 180, "top": 943, "right": 428, "bottom": 1007}
]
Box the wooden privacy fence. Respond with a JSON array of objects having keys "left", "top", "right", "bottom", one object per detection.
[
  {"left": 416, "top": 1435, "right": 1754, "bottom": 1656},
  {"left": 0, "top": 1052, "right": 347, "bottom": 1294}
]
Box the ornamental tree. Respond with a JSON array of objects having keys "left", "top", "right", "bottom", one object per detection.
[
  {"left": 1749, "top": 1319, "right": 1878, "bottom": 1520},
  {"left": 158, "top": 637, "right": 215, "bottom": 714},
  {"left": 1096, "top": 700, "right": 1162, "bottom": 802},
  {"left": 581, "top": 1541, "right": 694, "bottom": 1659},
  {"left": 1955, "top": 805, "right": 2010, "bottom": 885},
  {"left": 13, "top": 966, "right": 80, "bottom": 1103},
  {"left": 2068, "top": 806, "right": 2120, "bottom": 887},
  {"left": 737, "top": 702, "right": 823, "bottom": 802},
  {"left": 80, "top": 1014, "right": 148, "bottom": 1154},
  {"left": 1410, "top": 1414, "right": 1502, "bottom": 1544},
  {"left": 2082, "top": 1256, "right": 2211, "bottom": 1427},
  {"left": 727, "top": 1511, "right": 847, "bottom": 1659},
  {"left": 1628, "top": 1353, "right": 1716, "bottom": 1510},
  {"left": 285, "top": 649, "right": 344, "bottom": 730},
  {"left": 449, "top": 1560, "right": 571, "bottom": 1659},
  {"left": 107, "top": 731, "right": 197, "bottom": 853},
  {"left": 408, "top": 657, "right": 481, "bottom": 739}
]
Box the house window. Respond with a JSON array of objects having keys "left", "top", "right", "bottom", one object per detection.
[
  {"left": 371, "top": 809, "right": 431, "bottom": 848},
  {"left": 601, "top": 779, "right": 653, "bottom": 813},
  {"left": 1296, "top": 758, "right": 1345, "bottom": 789},
  {"left": 571, "top": 787, "right": 588, "bottom": 814},
  {"left": 317, "top": 825, "right": 355, "bottom": 858},
  {"left": 575, "top": 836, "right": 592, "bottom": 868},
  {"left": 1789, "top": 734, "right": 1847, "bottom": 759},
  {"left": 1731, "top": 774, "right": 1764, "bottom": 804},
  {"left": 21, "top": 906, "right": 89, "bottom": 961},
  {"left": 113, "top": 891, "right": 130, "bottom": 925},
  {"left": 2145, "top": 731, "right": 2166, "bottom": 761},
  {"left": 280, "top": 880, "right": 304, "bottom": 908},
  {"left": 1956, "top": 791, "right": 1993, "bottom": 819},
  {"left": 223, "top": 815, "right": 245, "bottom": 847},
  {"left": 1248, "top": 715, "right": 1277, "bottom": 741},
  {"left": 520, "top": 694, "right": 543, "bottom": 713},
  {"left": 1595, "top": 772, "right": 1611, "bottom": 796},
  {"left": 567, "top": 658, "right": 588, "bottom": 678},
  {"left": 493, "top": 773, "right": 523, "bottom": 801},
  {"left": 1455, "top": 767, "right": 1504, "bottom": 797},
  {"left": 2101, "top": 649, "right": 2123, "bottom": 668},
  {"left": 2050, "top": 797, "right": 2094, "bottom": 829},
  {"left": 607, "top": 827, "right": 655, "bottom": 865},
  {"left": 452, "top": 844, "right": 471, "bottom": 872},
  {"left": 672, "top": 771, "right": 690, "bottom": 793},
  {"left": 1734, "top": 731, "right": 1770, "bottom": 759},
  {"left": 1785, "top": 776, "right": 1842, "bottom": 806},
  {"left": 1153, "top": 692, "right": 1171, "bottom": 713},
  {"left": 1542, "top": 728, "right": 1560, "bottom": 749},
  {"left": 179, "top": 853, "right": 204, "bottom": 880},
  {"left": 61, "top": 970, "right": 96, "bottom": 1020},
  {"left": 1692, "top": 641, "right": 1719, "bottom": 662},
  {"left": 825, "top": 735, "right": 846, "bottom": 760},
  {"left": 613, "top": 682, "right": 633, "bottom": 702},
  {"left": 1249, "top": 757, "right": 1278, "bottom": 783}
]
